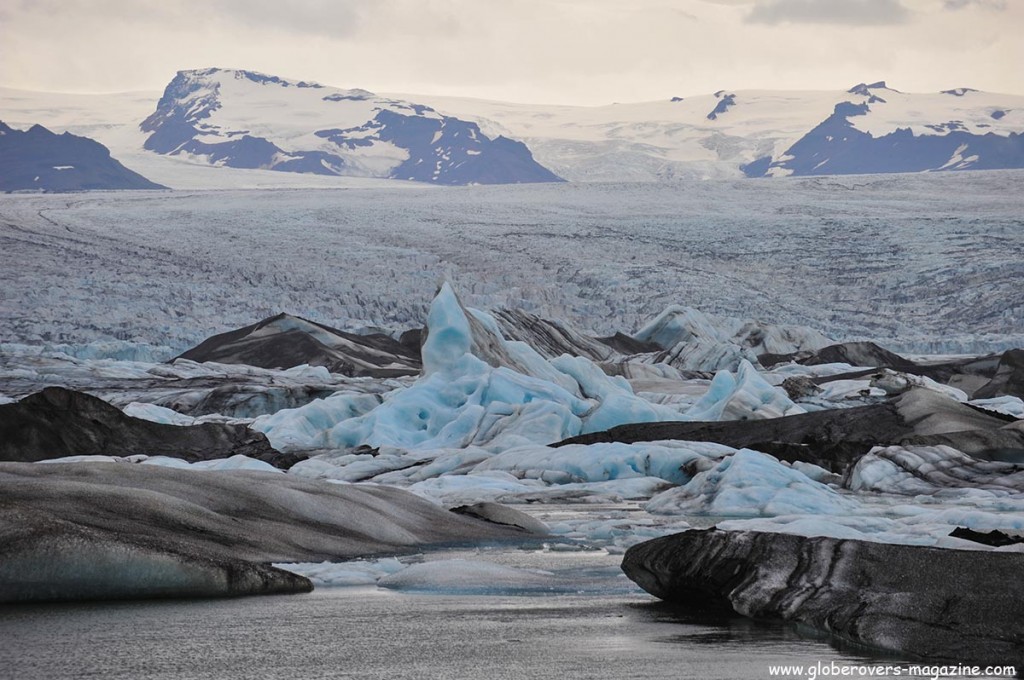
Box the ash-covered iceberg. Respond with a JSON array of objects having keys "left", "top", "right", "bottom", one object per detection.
[
  {"left": 845, "top": 444, "right": 1024, "bottom": 495},
  {"left": 0, "top": 460, "right": 534, "bottom": 603},
  {"left": 175, "top": 312, "right": 421, "bottom": 378},
  {"left": 622, "top": 528, "right": 1024, "bottom": 666}
]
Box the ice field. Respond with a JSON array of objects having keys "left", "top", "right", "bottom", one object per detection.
[{"left": 2, "top": 170, "right": 1023, "bottom": 355}]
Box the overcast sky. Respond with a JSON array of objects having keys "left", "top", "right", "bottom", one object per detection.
[{"left": 1, "top": 0, "right": 1021, "bottom": 104}]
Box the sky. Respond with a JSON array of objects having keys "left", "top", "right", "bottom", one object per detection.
[{"left": 1, "top": 0, "right": 1021, "bottom": 105}]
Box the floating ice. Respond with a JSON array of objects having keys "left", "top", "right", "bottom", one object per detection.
[
  {"left": 716, "top": 510, "right": 1024, "bottom": 550},
  {"left": 845, "top": 445, "right": 1024, "bottom": 495},
  {"left": 549, "top": 354, "right": 676, "bottom": 434},
  {"left": 405, "top": 474, "right": 547, "bottom": 505},
  {"left": 123, "top": 402, "right": 198, "bottom": 426},
  {"left": 653, "top": 337, "right": 759, "bottom": 372},
  {"left": 633, "top": 305, "right": 831, "bottom": 356},
  {"left": 376, "top": 559, "right": 564, "bottom": 595},
  {"left": 0, "top": 528, "right": 310, "bottom": 603},
  {"left": 475, "top": 441, "right": 733, "bottom": 486},
  {"left": 35, "top": 455, "right": 128, "bottom": 465},
  {"left": 550, "top": 514, "right": 696, "bottom": 553},
  {"left": 970, "top": 396, "right": 1024, "bottom": 419},
  {"left": 686, "top": 360, "right": 805, "bottom": 421},
  {"left": 814, "top": 379, "right": 883, "bottom": 402},
  {"left": 251, "top": 391, "right": 386, "bottom": 450},
  {"left": 182, "top": 454, "right": 282, "bottom": 473},
  {"left": 290, "top": 439, "right": 732, "bottom": 505},
  {"left": 274, "top": 558, "right": 407, "bottom": 587},
  {"left": 406, "top": 473, "right": 675, "bottom": 506},
  {"left": 871, "top": 369, "right": 969, "bottom": 402},
  {"left": 645, "top": 449, "right": 857, "bottom": 517},
  {"left": 33, "top": 453, "right": 283, "bottom": 473},
  {"left": 256, "top": 283, "right": 682, "bottom": 452},
  {"left": 764, "top": 362, "right": 866, "bottom": 381}
]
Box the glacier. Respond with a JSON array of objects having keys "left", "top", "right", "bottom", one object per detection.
[{"left": 2, "top": 175, "right": 1022, "bottom": 355}]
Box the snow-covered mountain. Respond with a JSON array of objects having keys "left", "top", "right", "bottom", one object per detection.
[
  {"left": 139, "top": 68, "right": 562, "bottom": 186},
  {"left": 1, "top": 73, "right": 1021, "bottom": 186},
  {"left": 749, "top": 82, "right": 1024, "bottom": 177},
  {"left": 398, "top": 82, "right": 1024, "bottom": 180}
]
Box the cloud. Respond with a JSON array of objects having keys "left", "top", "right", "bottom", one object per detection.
[
  {"left": 745, "top": 0, "right": 910, "bottom": 25},
  {"left": 0, "top": 0, "right": 365, "bottom": 40},
  {"left": 943, "top": 0, "right": 1006, "bottom": 10},
  {"left": 1, "top": 0, "right": 1023, "bottom": 101}
]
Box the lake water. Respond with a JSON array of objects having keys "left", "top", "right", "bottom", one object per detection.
[
  {"left": 2, "top": 503, "right": 1011, "bottom": 680},
  {"left": 1, "top": 586, "right": 902, "bottom": 680},
  {"left": 0, "top": 538, "right": 936, "bottom": 680}
]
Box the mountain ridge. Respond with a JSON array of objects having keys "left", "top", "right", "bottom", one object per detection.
[
  {"left": 138, "top": 68, "right": 563, "bottom": 186},
  {"left": 2, "top": 71, "right": 1022, "bottom": 186},
  {"left": 0, "top": 121, "right": 165, "bottom": 192}
]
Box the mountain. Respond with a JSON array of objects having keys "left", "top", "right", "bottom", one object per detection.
[
  {"left": 399, "top": 82, "right": 1024, "bottom": 180},
  {"left": 2, "top": 75, "right": 1021, "bottom": 186},
  {"left": 139, "top": 68, "right": 563, "bottom": 186},
  {"left": 0, "top": 121, "right": 165, "bottom": 192},
  {"left": 746, "top": 82, "right": 1024, "bottom": 177}
]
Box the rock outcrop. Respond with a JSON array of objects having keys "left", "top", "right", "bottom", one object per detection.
[{"left": 0, "top": 121, "right": 165, "bottom": 192}]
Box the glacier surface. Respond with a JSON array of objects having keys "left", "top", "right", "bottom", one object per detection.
[{"left": 2, "top": 174, "right": 1023, "bottom": 354}]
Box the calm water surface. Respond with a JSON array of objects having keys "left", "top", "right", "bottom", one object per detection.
[
  {"left": 0, "top": 509, "right": 1003, "bottom": 680},
  {"left": 1, "top": 584, "right": 917, "bottom": 680}
]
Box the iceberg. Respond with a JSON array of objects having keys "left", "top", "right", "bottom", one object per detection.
[
  {"left": 377, "top": 559, "right": 565, "bottom": 595},
  {"left": 274, "top": 558, "right": 407, "bottom": 588},
  {"left": 633, "top": 305, "right": 831, "bottom": 357},
  {"left": 475, "top": 441, "right": 733, "bottom": 486},
  {"left": 645, "top": 449, "right": 856, "bottom": 517},
  {"left": 255, "top": 284, "right": 682, "bottom": 452},
  {"left": 0, "top": 514, "right": 312, "bottom": 603},
  {"left": 685, "top": 360, "right": 805, "bottom": 421},
  {"left": 622, "top": 528, "right": 1024, "bottom": 667},
  {"left": 846, "top": 444, "right": 1024, "bottom": 495}
]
